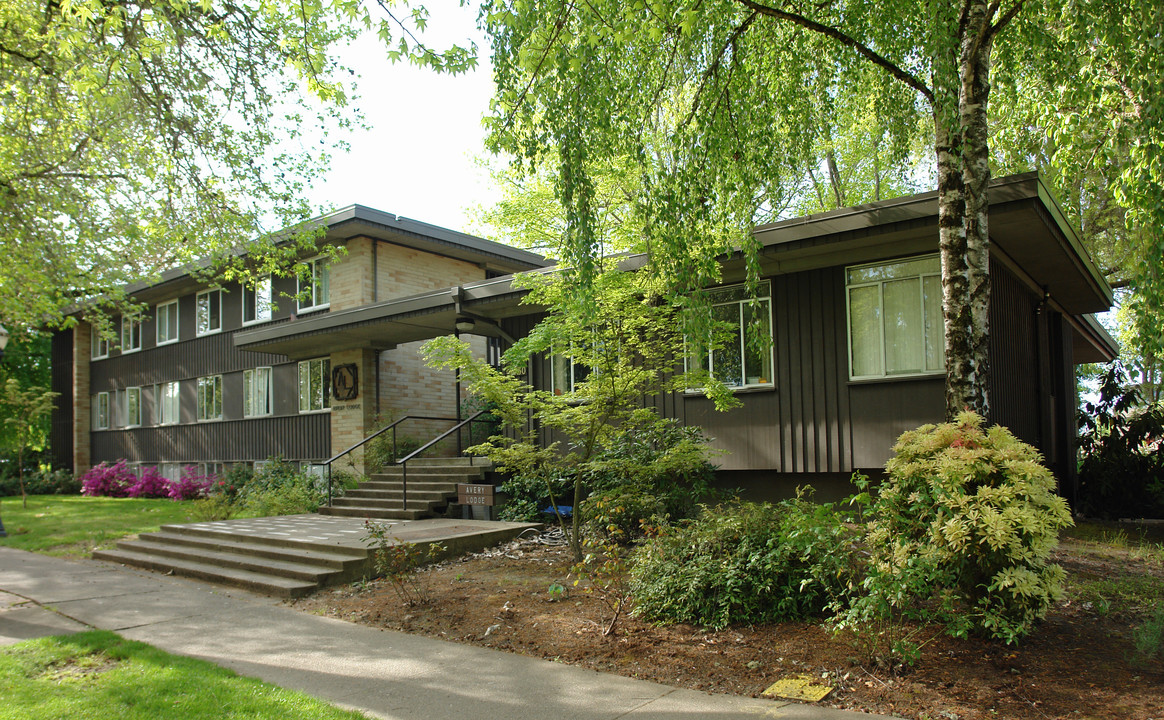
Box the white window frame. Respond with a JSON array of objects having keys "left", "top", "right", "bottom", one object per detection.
[
  {"left": 91, "top": 325, "right": 109, "bottom": 360},
  {"left": 121, "top": 315, "right": 142, "bottom": 354},
  {"left": 298, "top": 357, "right": 331, "bottom": 413},
  {"left": 242, "top": 275, "right": 273, "bottom": 325},
  {"left": 196, "top": 289, "right": 222, "bottom": 336},
  {"left": 156, "top": 300, "right": 179, "bottom": 345},
  {"left": 158, "top": 463, "right": 182, "bottom": 482},
  {"left": 845, "top": 254, "right": 945, "bottom": 381},
  {"left": 157, "top": 381, "right": 180, "bottom": 425},
  {"left": 124, "top": 387, "right": 142, "bottom": 428},
  {"left": 685, "top": 281, "right": 775, "bottom": 390},
  {"left": 196, "top": 375, "right": 223, "bottom": 421},
  {"left": 298, "top": 256, "right": 330, "bottom": 312},
  {"left": 93, "top": 392, "right": 110, "bottom": 429},
  {"left": 243, "top": 367, "right": 273, "bottom": 417},
  {"left": 550, "top": 349, "right": 590, "bottom": 396}
]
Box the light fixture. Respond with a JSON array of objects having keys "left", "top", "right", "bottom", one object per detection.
[{"left": 454, "top": 317, "right": 476, "bottom": 333}]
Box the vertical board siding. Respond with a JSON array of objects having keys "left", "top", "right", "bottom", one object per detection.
[
  {"left": 50, "top": 330, "right": 75, "bottom": 471},
  {"left": 988, "top": 263, "right": 1041, "bottom": 448},
  {"left": 91, "top": 412, "right": 330, "bottom": 464}
]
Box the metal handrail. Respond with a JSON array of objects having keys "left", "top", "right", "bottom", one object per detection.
[
  {"left": 321, "top": 414, "right": 460, "bottom": 506},
  {"left": 398, "top": 410, "right": 491, "bottom": 511}
]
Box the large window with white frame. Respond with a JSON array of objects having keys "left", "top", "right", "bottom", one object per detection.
[
  {"left": 156, "top": 300, "right": 179, "bottom": 345},
  {"left": 196, "top": 375, "right": 223, "bottom": 421},
  {"left": 298, "top": 358, "right": 330, "bottom": 412},
  {"left": 243, "top": 367, "right": 272, "bottom": 417},
  {"left": 846, "top": 254, "right": 945, "bottom": 380},
  {"left": 157, "top": 381, "right": 180, "bottom": 425},
  {"left": 298, "top": 256, "right": 330, "bottom": 312},
  {"left": 550, "top": 351, "right": 590, "bottom": 395},
  {"left": 686, "top": 281, "right": 774, "bottom": 389},
  {"left": 121, "top": 315, "right": 142, "bottom": 353},
  {"left": 91, "top": 325, "right": 109, "bottom": 359},
  {"left": 124, "top": 387, "right": 142, "bottom": 427},
  {"left": 196, "top": 289, "right": 222, "bottom": 336},
  {"left": 93, "top": 392, "right": 110, "bottom": 429},
  {"left": 242, "top": 276, "right": 272, "bottom": 325}
]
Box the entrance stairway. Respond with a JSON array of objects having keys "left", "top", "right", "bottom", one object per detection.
[{"left": 318, "top": 457, "right": 490, "bottom": 521}]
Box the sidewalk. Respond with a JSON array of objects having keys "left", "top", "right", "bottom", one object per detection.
[{"left": 0, "top": 547, "right": 892, "bottom": 720}]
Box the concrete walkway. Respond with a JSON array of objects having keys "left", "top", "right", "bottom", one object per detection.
[{"left": 0, "top": 547, "right": 892, "bottom": 720}]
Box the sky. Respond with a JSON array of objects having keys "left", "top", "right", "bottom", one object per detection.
[{"left": 305, "top": 2, "right": 500, "bottom": 236}]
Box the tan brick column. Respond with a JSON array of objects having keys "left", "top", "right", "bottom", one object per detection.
[
  {"left": 73, "top": 324, "right": 92, "bottom": 475},
  {"left": 329, "top": 347, "right": 378, "bottom": 476}
]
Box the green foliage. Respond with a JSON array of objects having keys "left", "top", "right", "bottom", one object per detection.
[
  {"left": 497, "top": 472, "right": 573, "bottom": 523},
  {"left": 1077, "top": 363, "right": 1164, "bottom": 519},
  {"left": 1132, "top": 603, "right": 1164, "bottom": 667},
  {"left": 571, "top": 537, "right": 633, "bottom": 636},
  {"left": 835, "top": 412, "right": 1074, "bottom": 647},
  {"left": 580, "top": 486, "right": 666, "bottom": 545},
  {"left": 200, "top": 459, "right": 339, "bottom": 518},
  {"left": 362, "top": 521, "right": 446, "bottom": 606},
  {"left": 630, "top": 500, "right": 858, "bottom": 630},
  {"left": 0, "top": 459, "right": 78, "bottom": 497}
]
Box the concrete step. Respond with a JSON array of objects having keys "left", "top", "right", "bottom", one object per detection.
[
  {"left": 397, "top": 457, "right": 491, "bottom": 468},
  {"left": 346, "top": 488, "right": 454, "bottom": 502},
  {"left": 123, "top": 531, "right": 366, "bottom": 572},
  {"left": 92, "top": 548, "right": 321, "bottom": 598},
  {"left": 371, "top": 469, "right": 485, "bottom": 481},
  {"left": 108, "top": 539, "right": 341, "bottom": 583},
  {"left": 155, "top": 524, "right": 368, "bottom": 557},
  {"left": 318, "top": 506, "right": 424, "bottom": 521},
  {"left": 330, "top": 497, "right": 449, "bottom": 512}
]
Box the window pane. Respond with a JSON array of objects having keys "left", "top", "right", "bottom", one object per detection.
[
  {"left": 552, "top": 355, "right": 570, "bottom": 395},
  {"left": 849, "top": 285, "right": 882, "bottom": 377},
  {"left": 923, "top": 275, "right": 945, "bottom": 372},
  {"left": 299, "top": 362, "right": 310, "bottom": 412},
  {"left": 243, "top": 370, "right": 253, "bottom": 416},
  {"left": 883, "top": 278, "right": 923, "bottom": 374},
  {"left": 711, "top": 303, "right": 743, "bottom": 387},
  {"left": 257, "top": 368, "right": 270, "bottom": 414},
  {"left": 742, "top": 300, "right": 772, "bottom": 384},
  {"left": 316, "top": 262, "right": 329, "bottom": 306},
  {"left": 848, "top": 256, "right": 940, "bottom": 285}
]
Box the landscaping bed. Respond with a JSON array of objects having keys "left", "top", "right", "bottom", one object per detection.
[{"left": 290, "top": 525, "right": 1164, "bottom": 720}]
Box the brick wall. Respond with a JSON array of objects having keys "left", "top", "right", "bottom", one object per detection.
[{"left": 328, "top": 347, "right": 378, "bottom": 474}]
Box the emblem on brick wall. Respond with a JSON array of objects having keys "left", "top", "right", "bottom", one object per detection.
[{"left": 331, "top": 363, "right": 358, "bottom": 401}]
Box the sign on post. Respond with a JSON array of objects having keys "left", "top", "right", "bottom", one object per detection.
[{"left": 457, "top": 483, "right": 495, "bottom": 506}]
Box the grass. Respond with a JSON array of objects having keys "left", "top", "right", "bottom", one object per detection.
[
  {"left": 0, "top": 495, "right": 198, "bottom": 558},
  {"left": 0, "top": 630, "right": 369, "bottom": 720}
]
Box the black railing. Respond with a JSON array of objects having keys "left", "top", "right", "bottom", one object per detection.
[{"left": 321, "top": 412, "right": 495, "bottom": 510}]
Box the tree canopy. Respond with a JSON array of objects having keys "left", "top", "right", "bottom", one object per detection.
[{"left": 477, "top": 0, "right": 1163, "bottom": 418}]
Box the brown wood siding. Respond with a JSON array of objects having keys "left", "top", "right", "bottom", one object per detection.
[
  {"left": 91, "top": 412, "right": 330, "bottom": 464},
  {"left": 684, "top": 268, "right": 851, "bottom": 472},
  {"left": 50, "top": 330, "right": 75, "bottom": 471},
  {"left": 988, "top": 262, "right": 1042, "bottom": 448},
  {"left": 90, "top": 330, "right": 288, "bottom": 391},
  {"left": 848, "top": 379, "right": 945, "bottom": 467}
]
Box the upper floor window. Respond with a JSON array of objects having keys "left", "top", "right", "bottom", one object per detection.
[
  {"left": 298, "top": 256, "right": 330, "bottom": 312},
  {"left": 93, "top": 392, "right": 110, "bottom": 429},
  {"left": 157, "top": 381, "right": 180, "bottom": 425},
  {"left": 196, "top": 289, "right": 222, "bottom": 336},
  {"left": 91, "top": 325, "right": 110, "bottom": 360},
  {"left": 551, "top": 351, "right": 590, "bottom": 395},
  {"left": 197, "top": 375, "right": 223, "bottom": 421},
  {"left": 243, "top": 367, "right": 272, "bottom": 417},
  {"left": 846, "top": 254, "right": 945, "bottom": 380},
  {"left": 124, "top": 387, "right": 142, "bottom": 427},
  {"left": 156, "top": 300, "right": 179, "bottom": 345},
  {"left": 121, "top": 315, "right": 142, "bottom": 353},
  {"left": 298, "top": 358, "right": 330, "bottom": 412},
  {"left": 686, "top": 281, "right": 774, "bottom": 389},
  {"left": 242, "top": 276, "right": 272, "bottom": 325}
]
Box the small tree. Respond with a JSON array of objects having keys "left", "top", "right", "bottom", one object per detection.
[
  {"left": 424, "top": 269, "right": 730, "bottom": 561},
  {"left": 0, "top": 378, "right": 58, "bottom": 508}
]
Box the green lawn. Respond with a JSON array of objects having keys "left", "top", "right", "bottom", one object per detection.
[
  {"left": 0, "top": 496, "right": 198, "bottom": 558},
  {"left": 0, "top": 630, "right": 369, "bottom": 720}
]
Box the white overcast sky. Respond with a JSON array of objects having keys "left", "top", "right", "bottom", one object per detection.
[{"left": 305, "top": 1, "right": 499, "bottom": 234}]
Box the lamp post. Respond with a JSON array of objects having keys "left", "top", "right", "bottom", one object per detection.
[{"left": 0, "top": 323, "right": 8, "bottom": 538}]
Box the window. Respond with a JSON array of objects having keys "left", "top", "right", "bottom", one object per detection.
[
  {"left": 846, "top": 255, "right": 944, "bottom": 379},
  {"left": 242, "top": 276, "right": 272, "bottom": 325},
  {"left": 551, "top": 351, "right": 590, "bottom": 395},
  {"left": 158, "top": 463, "right": 182, "bottom": 482},
  {"left": 91, "top": 325, "right": 109, "bottom": 359},
  {"left": 298, "top": 358, "right": 330, "bottom": 412},
  {"left": 121, "top": 315, "right": 142, "bottom": 353},
  {"left": 686, "top": 281, "right": 774, "bottom": 389},
  {"left": 196, "top": 289, "right": 222, "bottom": 336},
  {"left": 125, "top": 387, "right": 142, "bottom": 427},
  {"left": 197, "top": 375, "right": 223, "bottom": 421},
  {"left": 157, "top": 381, "right": 180, "bottom": 425},
  {"left": 93, "top": 392, "right": 110, "bottom": 429},
  {"left": 298, "top": 256, "right": 330, "bottom": 312},
  {"left": 243, "top": 367, "right": 272, "bottom": 417},
  {"left": 156, "top": 300, "right": 179, "bottom": 345}
]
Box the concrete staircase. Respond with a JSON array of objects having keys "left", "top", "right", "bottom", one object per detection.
[
  {"left": 93, "top": 523, "right": 371, "bottom": 598},
  {"left": 319, "top": 457, "right": 490, "bottom": 521}
]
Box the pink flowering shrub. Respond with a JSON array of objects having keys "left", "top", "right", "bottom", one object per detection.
[
  {"left": 80, "top": 461, "right": 136, "bottom": 497},
  {"left": 167, "top": 466, "right": 214, "bottom": 500},
  {"left": 125, "top": 466, "right": 170, "bottom": 499}
]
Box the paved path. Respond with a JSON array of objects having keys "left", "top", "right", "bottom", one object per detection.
[{"left": 0, "top": 547, "right": 893, "bottom": 720}]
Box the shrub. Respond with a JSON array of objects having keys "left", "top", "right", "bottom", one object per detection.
[
  {"left": 210, "top": 464, "right": 252, "bottom": 500},
  {"left": 580, "top": 486, "right": 666, "bottom": 544},
  {"left": 835, "top": 412, "right": 1074, "bottom": 646},
  {"left": 0, "top": 467, "right": 79, "bottom": 496},
  {"left": 1078, "top": 363, "right": 1164, "bottom": 519},
  {"left": 497, "top": 472, "right": 575, "bottom": 522},
  {"left": 79, "top": 461, "right": 136, "bottom": 498},
  {"left": 168, "top": 466, "right": 214, "bottom": 500},
  {"left": 234, "top": 458, "right": 332, "bottom": 515},
  {"left": 125, "top": 467, "right": 170, "bottom": 499},
  {"left": 631, "top": 499, "right": 858, "bottom": 629}
]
